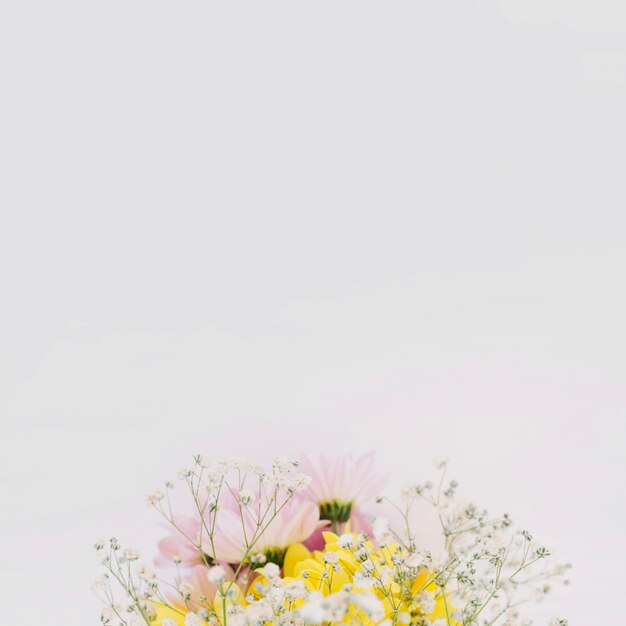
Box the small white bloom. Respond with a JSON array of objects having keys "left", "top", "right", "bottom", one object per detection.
[
  {"left": 353, "top": 571, "right": 374, "bottom": 589},
  {"left": 207, "top": 565, "right": 226, "bottom": 585},
  {"left": 401, "top": 485, "right": 418, "bottom": 501},
  {"left": 292, "top": 473, "right": 312, "bottom": 490},
  {"left": 417, "top": 590, "right": 436, "bottom": 614},
  {"left": 351, "top": 592, "right": 385, "bottom": 621},
  {"left": 324, "top": 551, "right": 339, "bottom": 564},
  {"left": 124, "top": 548, "right": 140, "bottom": 561},
  {"left": 285, "top": 579, "right": 307, "bottom": 600},
  {"left": 269, "top": 585, "right": 286, "bottom": 604},
  {"left": 298, "top": 592, "right": 327, "bottom": 624},
  {"left": 145, "top": 490, "right": 164, "bottom": 505},
  {"left": 263, "top": 562, "right": 281, "bottom": 579},
  {"left": 361, "top": 558, "right": 375, "bottom": 572},
  {"left": 273, "top": 457, "right": 294, "bottom": 473},
  {"left": 184, "top": 612, "right": 201, "bottom": 626},
  {"left": 372, "top": 517, "right": 392, "bottom": 545},
  {"left": 405, "top": 551, "right": 424, "bottom": 568},
  {"left": 179, "top": 582, "right": 194, "bottom": 599},
  {"left": 250, "top": 552, "right": 267, "bottom": 566},
  {"left": 238, "top": 488, "right": 255, "bottom": 505},
  {"left": 196, "top": 455, "right": 211, "bottom": 468}
]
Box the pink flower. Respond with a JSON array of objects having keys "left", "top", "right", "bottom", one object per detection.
[
  {"left": 155, "top": 514, "right": 204, "bottom": 568},
  {"left": 299, "top": 452, "right": 387, "bottom": 526},
  {"left": 211, "top": 494, "right": 321, "bottom": 565},
  {"left": 300, "top": 452, "right": 386, "bottom": 505}
]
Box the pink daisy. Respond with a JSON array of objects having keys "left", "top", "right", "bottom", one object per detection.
[{"left": 299, "top": 452, "right": 386, "bottom": 528}]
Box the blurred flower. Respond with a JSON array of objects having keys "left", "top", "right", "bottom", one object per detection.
[
  {"left": 212, "top": 494, "right": 321, "bottom": 566},
  {"left": 299, "top": 452, "right": 386, "bottom": 529},
  {"left": 156, "top": 515, "right": 204, "bottom": 568}
]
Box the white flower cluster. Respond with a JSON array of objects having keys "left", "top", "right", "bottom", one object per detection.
[
  {"left": 298, "top": 590, "right": 386, "bottom": 625},
  {"left": 185, "top": 560, "right": 387, "bottom": 626},
  {"left": 380, "top": 460, "right": 571, "bottom": 626},
  {"left": 93, "top": 538, "right": 160, "bottom": 626}
]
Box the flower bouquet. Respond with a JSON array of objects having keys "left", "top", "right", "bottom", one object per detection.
[{"left": 94, "top": 454, "right": 569, "bottom": 626}]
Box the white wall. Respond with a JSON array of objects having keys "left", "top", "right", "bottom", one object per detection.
[{"left": 1, "top": 2, "right": 625, "bottom": 624}]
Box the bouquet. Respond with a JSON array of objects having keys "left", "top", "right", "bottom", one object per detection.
[{"left": 94, "top": 453, "right": 569, "bottom": 626}]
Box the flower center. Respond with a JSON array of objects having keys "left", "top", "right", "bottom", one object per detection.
[
  {"left": 319, "top": 500, "right": 353, "bottom": 524},
  {"left": 261, "top": 546, "right": 288, "bottom": 568}
]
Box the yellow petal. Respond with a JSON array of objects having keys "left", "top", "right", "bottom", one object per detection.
[
  {"left": 293, "top": 557, "right": 324, "bottom": 579},
  {"left": 153, "top": 603, "right": 202, "bottom": 626},
  {"left": 322, "top": 531, "right": 339, "bottom": 545},
  {"left": 284, "top": 542, "right": 312, "bottom": 578},
  {"left": 328, "top": 566, "right": 351, "bottom": 593}
]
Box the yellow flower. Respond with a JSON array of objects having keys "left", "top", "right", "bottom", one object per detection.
[
  {"left": 152, "top": 532, "right": 459, "bottom": 626},
  {"left": 287, "top": 531, "right": 460, "bottom": 625}
]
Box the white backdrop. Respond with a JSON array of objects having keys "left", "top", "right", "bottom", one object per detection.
[{"left": 1, "top": 1, "right": 625, "bottom": 624}]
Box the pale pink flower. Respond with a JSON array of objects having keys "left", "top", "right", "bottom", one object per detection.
[
  {"left": 299, "top": 452, "right": 387, "bottom": 508},
  {"left": 156, "top": 514, "right": 204, "bottom": 568},
  {"left": 211, "top": 494, "right": 321, "bottom": 564}
]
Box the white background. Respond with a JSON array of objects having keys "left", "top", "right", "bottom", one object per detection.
[{"left": 1, "top": 1, "right": 625, "bottom": 624}]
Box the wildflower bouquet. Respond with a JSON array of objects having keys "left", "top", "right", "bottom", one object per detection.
[{"left": 94, "top": 454, "right": 569, "bottom": 626}]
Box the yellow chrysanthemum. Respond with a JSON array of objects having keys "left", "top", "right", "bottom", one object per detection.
[
  {"left": 286, "top": 531, "right": 459, "bottom": 625},
  {"left": 152, "top": 532, "right": 459, "bottom": 626}
]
